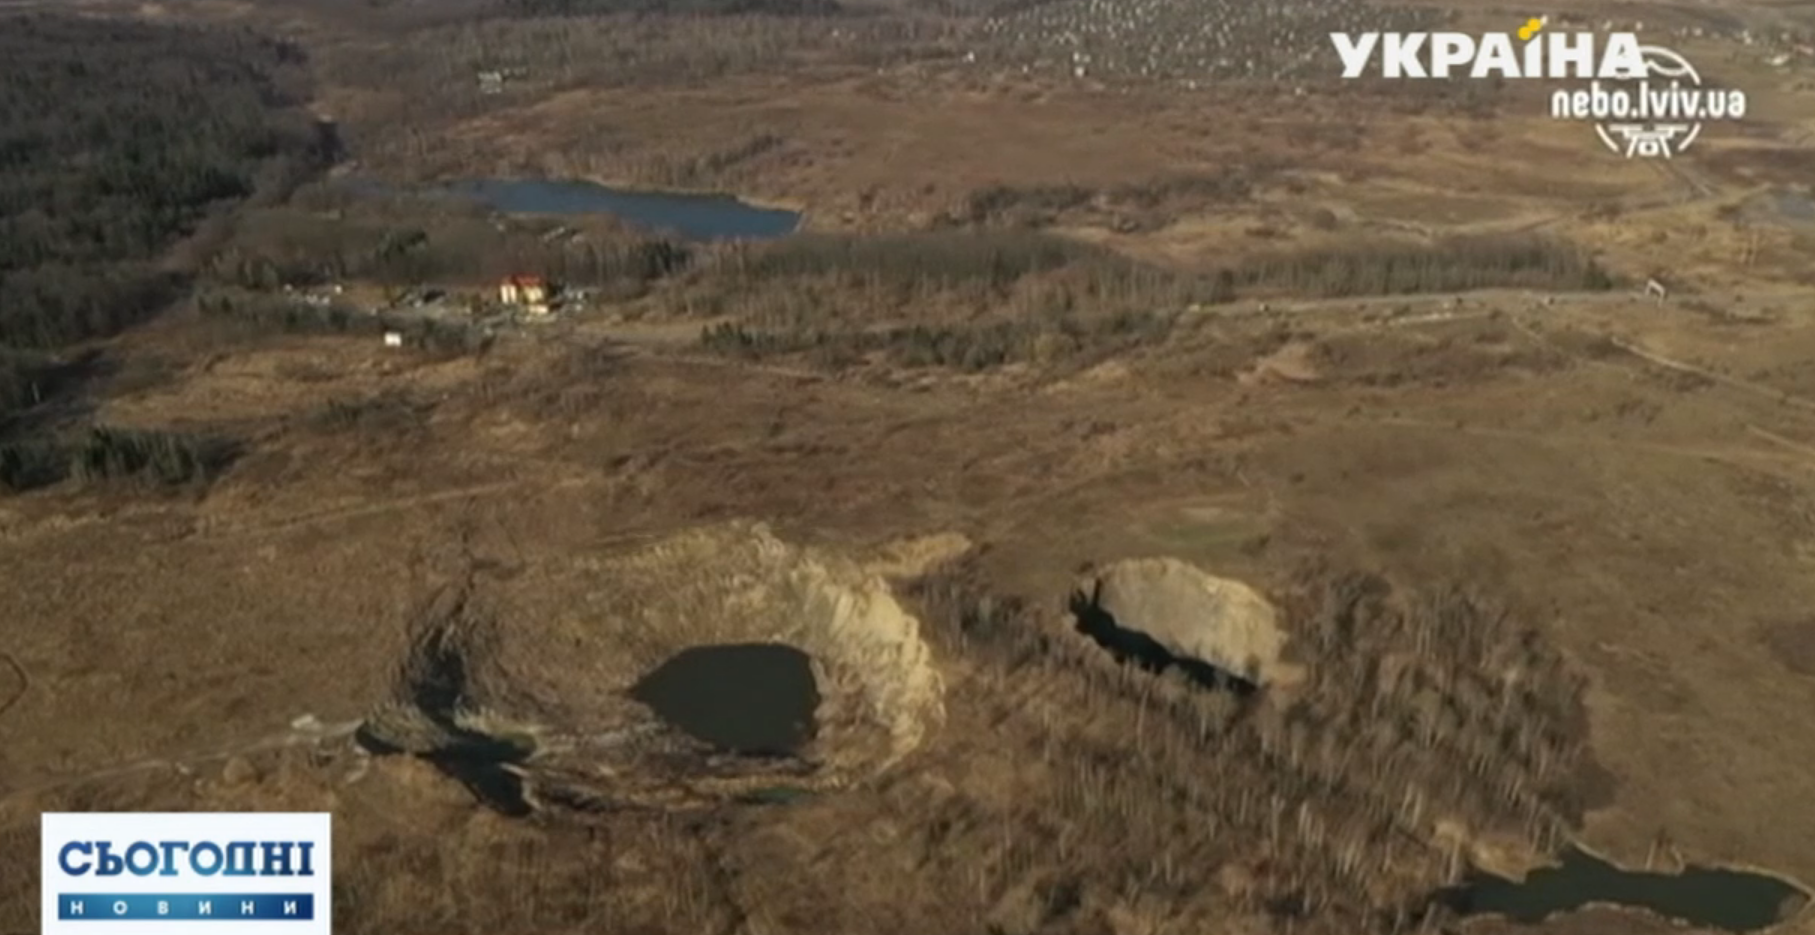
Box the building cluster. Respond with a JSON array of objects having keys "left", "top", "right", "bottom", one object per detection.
[
  {"left": 962, "top": 4, "right": 1811, "bottom": 83},
  {"left": 969, "top": 0, "right": 1430, "bottom": 82},
  {"left": 476, "top": 67, "right": 528, "bottom": 95},
  {"left": 498, "top": 274, "right": 555, "bottom": 317}
]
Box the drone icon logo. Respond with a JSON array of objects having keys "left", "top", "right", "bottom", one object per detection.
[
  {"left": 1603, "top": 121, "right": 1696, "bottom": 158},
  {"left": 1593, "top": 46, "right": 1706, "bottom": 159}
]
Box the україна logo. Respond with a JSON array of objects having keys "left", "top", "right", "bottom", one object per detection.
[
  {"left": 1328, "top": 20, "right": 1748, "bottom": 159},
  {"left": 42, "top": 813, "right": 332, "bottom": 935}
]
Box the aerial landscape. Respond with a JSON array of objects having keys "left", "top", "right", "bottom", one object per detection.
[{"left": 0, "top": 0, "right": 1812, "bottom": 930}]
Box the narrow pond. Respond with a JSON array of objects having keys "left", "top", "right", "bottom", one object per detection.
[
  {"left": 630, "top": 643, "right": 820, "bottom": 756},
  {"left": 1438, "top": 845, "right": 1808, "bottom": 933},
  {"left": 355, "top": 177, "right": 800, "bottom": 240}
]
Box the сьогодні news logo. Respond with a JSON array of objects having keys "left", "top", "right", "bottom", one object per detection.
[{"left": 41, "top": 813, "right": 331, "bottom": 935}]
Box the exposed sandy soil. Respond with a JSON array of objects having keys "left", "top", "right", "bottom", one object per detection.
[{"left": 356, "top": 520, "right": 951, "bottom": 810}]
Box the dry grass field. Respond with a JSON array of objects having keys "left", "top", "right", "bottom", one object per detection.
[
  {"left": 2, "top": 0, "right": 1814, "bottom": 931},
  {"left": 6, "top": 285, "right": 1815, "bottom": 933}
]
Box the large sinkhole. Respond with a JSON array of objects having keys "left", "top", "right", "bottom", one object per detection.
[
  {"left": 1069, "top": 558, "right": 1295, "bottom": 695},
  {"left": 358, "top": 522, "right": 947, "bottom": 815},
  {"left": 630, "top": 643, "right": 821, "bottom": 756}
]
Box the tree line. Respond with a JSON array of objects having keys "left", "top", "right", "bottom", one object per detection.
[
  {"left": 203, "top": 187, "right": 691, "bottom": 292},
  {"left": 0, "top": 14, "right": 330, "bottom": 492},
  {"left": 0, "top": 14, "right": 335, "bottom": 351},
  {"left": 690, "top": 232, "right": 1613, "bottom": 371}
]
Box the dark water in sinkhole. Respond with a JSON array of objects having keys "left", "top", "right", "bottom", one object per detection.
[
  {"left": 630, "top": 643, "right": 820, "bottom": 756},
  {"left": 1436, "top": 845, "right": 1809, "bottom": 932}
]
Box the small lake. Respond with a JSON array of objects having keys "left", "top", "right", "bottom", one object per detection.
[
  {"left": 1437, "top": 845, "right": 1809, "bottom": 933},
  {"left": 629, "top": 643, "right": 820, "bottom": 756},
  {"left": 396, "top": 178, "right": 800, "bottom": 240}
]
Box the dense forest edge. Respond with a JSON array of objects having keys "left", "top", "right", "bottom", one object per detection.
[{"left": 0, "top": 12, "right": 337, "bottom": 492}]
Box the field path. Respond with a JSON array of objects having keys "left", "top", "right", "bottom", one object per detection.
[{"left": 0, "top": 718, "right": 365, "bottom": 808}]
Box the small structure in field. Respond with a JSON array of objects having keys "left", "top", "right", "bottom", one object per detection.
[
  {"left": 383, "top": 332, "right": 404, "bottom": 348},
  {"left": 499, "top": 275, "right": 552, "bottom": 316}
]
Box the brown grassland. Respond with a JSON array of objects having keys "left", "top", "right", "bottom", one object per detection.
[{"left": 1, "top": 0, "right": 1815, "bottom": 931}]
